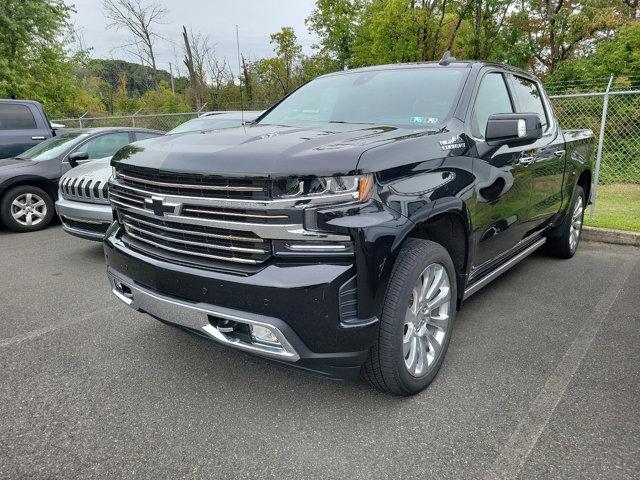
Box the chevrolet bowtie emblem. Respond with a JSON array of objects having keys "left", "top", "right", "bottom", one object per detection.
[{"left": 144, "top": 196, "right": 181, "bottom": 217}]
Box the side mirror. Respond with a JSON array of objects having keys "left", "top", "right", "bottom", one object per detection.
[
  {"left": 68, "top": 151, "right": 89, "bottom": 167},
  {"left": 485, "top": 113, "right": 542, "bottom": 147}
]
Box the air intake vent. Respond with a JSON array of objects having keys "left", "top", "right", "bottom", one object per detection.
[{"left": 338, "top": 275, "right": 358, "bottom": 324}]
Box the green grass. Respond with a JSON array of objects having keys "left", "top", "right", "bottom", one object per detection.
[{"left": 585, "top": 183, "right": 640, "bottom": 233}]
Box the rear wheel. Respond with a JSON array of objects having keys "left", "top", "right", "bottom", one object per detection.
[
  {"left": 544, "top": 186, "right": 585, "bottom": 258},
  {"left": 0, "top": 185, "right": 55, "bottom": 232},
  {"left": 362, "top": 239, "right": 457, "bottom": 396}
]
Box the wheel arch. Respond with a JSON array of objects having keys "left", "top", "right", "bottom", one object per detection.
[
  {"left": 0, "top": 176, "right": 58, "bottom": 203},
  {"left": 391, "top": 197, "right": 472, "bottom": 305},
  {"left": 576, "top": 168, "right": 592, "bottom": 205}
]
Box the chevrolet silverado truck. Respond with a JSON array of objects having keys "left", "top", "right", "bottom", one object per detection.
[{"left": 104, "top": 59, "right": 594, "bottom": 396}]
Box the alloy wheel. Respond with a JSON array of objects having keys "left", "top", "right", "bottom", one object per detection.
[
  {"left": 569, "top": 196, "right": 584, "bottom": 252},
  {"left": 403, "top": 263, "right": 451, "bottom": 377},
  {"left": 11, "top": 193, "right": 47, "bottom": 227}
]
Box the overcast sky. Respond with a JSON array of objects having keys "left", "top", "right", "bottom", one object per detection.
[{"left": 70, "top": 0, "right": 318, "bottom": 76}]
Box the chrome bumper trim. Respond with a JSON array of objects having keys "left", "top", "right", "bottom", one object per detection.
[{"left": 108, "top": 271, "right": 300, "bottom": 361}]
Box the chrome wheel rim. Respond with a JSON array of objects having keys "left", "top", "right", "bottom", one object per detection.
[
  {"left": 569, "top": 196, "right": 584, "bottom": 251},
  {"left": 403, "top": 263, "right": 451, "bottom": 378},
  {"left": 11, "top": 193, "right": 47, "bottom": 227}
]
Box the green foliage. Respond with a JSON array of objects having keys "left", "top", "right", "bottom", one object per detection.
[{"left": 0, "top": 0, "right": 81, "bottom": 116}]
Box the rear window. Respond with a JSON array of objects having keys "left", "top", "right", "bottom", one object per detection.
[{"left": 0, "top": 104, "right": 37, "bottom": 130}]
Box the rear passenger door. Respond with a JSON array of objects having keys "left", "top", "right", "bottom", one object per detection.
[
  {"left": 0, "top": 103, "right": 51, "bottom": 159},
  {"left": 508, "top": 75, "right": 566, "bottom": 228}
]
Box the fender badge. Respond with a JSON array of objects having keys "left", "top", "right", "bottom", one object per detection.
[{"left": 439, "top": 135, "right": 466, "bottom": 151}]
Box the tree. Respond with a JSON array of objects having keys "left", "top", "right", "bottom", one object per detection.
[
  {"left": 103, "top": 0, "right": 167, "bottom": 72},
  {"left": 269, "top": 27, "right": 303, "bottom": 93},
  {"left": 510, "top": 0, "right": 624, "bottom": 75},
  {"left": 0, "top": 0, "right": 83, "bottom": 116},
  {"left": 306, "top": 0, "right": 362, "bottom": 69},
  {"left": 182, "top": 26, "right": 212, "bottom": 109}
]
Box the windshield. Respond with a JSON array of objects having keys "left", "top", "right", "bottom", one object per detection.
[
  {"left": 17, "top": 132, "right": 88, "bottom": 161},
  {"left": 258, "top": 68, "right": 467, "bottom": 128},
  {"left": 167, "top": 117, "right": 245, "bottom": 135}
]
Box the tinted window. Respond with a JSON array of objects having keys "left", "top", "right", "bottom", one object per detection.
[
  {"left": 75, "top": 132, "right": 131, "bottom": 159},
  {"left": 259, "top": 68, "right": 467, "bottom": 128},
  {"left": 135, "top": 131, "right": 162, "bottom": 141},
  {"left": 511, "top": 76, "right": 548, "bottom": 130},
  {"left": 471, "top": 73, "right": 514, "bottom": 139},
  {"left": 0, "top": 104, "right": 37, "bottom": 130},
  {"left": 17, "top": 132, "right": 88, "bottom": 161}
]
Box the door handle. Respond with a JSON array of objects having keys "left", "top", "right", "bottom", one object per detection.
[
  {"left": 554, "top": 150, "right": 565, "bottom": 158},
  {"left": 31, "top": 136, "right": 46, "bottom": 140},
  {"left": 518, "top": 156, "right": 535, "bottom": 166}
]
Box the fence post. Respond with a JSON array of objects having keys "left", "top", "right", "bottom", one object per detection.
[
  {"left": 79, "top": 111, "right": 88, "bottom": 129},
  {"left": 131, "top": 109, "right": 142, "bottom": 127},
  {"left": 590, "top": 75, "right": 614, "bottom": 218}
]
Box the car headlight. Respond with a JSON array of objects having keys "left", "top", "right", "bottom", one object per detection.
[{"left": 273, "top": 174, "right": 373, "bottom": 203}]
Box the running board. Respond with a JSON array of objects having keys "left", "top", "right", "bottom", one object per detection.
[{"left": 463, "top": 237, "right": 547, "bottom": 300}]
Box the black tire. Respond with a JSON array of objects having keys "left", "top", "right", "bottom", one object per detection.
[
  {"left": 362, "top": 238, "right": 457, "bottom": 396},
  {"left": 543, "top": 186, "right": 585, "bottom": 259},
  {"left": 0, "top": 185, "right": 55, "bottom": 232}
]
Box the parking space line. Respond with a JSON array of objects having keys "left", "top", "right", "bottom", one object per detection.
[
  {"left": 484, "top": 256, "right": 638, "bottom": 480},
  {"left": 0, "top": 304, "right": 126, "bottom": 349}
]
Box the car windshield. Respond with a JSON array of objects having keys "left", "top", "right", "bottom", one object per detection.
[
  {"left": 258, "top": 67, "right": 468, "bottom": 128},
  {"left": 167, "top": 117, "right": 245, "bottom": 135},
  {"left": 17, "top": 132, "right": 88, "bottom": 161}
]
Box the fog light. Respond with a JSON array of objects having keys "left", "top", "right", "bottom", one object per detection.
[{"left": 250, "top": 325, "right": 281, "bottom": 346}]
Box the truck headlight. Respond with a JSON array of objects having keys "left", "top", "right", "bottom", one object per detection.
[{"left": 273, "top": 174, "right": 373, "bottom": 203}]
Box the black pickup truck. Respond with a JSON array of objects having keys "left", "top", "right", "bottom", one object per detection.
[
  {"left": 0, "top": 100, "right": 55, "bottom": 159},
  {"left": 104, "top": 60, "right": 594, "bottom": 395}
]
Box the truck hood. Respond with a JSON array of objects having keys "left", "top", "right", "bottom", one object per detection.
[{"left": 112, "top": 123, "right": 432, "bottom": 177}]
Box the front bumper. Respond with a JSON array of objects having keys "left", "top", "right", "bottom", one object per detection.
[
  {"left": 104, "top": 228, "right": 379, "bottom": 378},
  {"left": 55, "top": 197, "right": 113, "bottom": 241}
]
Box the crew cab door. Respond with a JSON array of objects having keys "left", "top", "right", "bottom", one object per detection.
[
  {"left": 468, "top": 71, "right": 538, "bottom": 270},
  {"left": 508, "top": 75, "right": 566, "bottom": 227},
  {"left": 0, "top": 102, "right": 52, "bottom": 159}
]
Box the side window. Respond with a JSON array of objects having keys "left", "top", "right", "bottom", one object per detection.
[
  {"left": 471, "top": 73, "right": 514, "bottom": 139},
  {"left": 511, "top": 76, "right": 548, "bottom": 130},
  {"left": 74, "top": 132, "right": 131, "bottom": 160},
  {"left": 0, "top": 104, "right": 37, "bottom": 130},
  {"left": 134, "top": 131, "right": 161, "bottom": 141}
]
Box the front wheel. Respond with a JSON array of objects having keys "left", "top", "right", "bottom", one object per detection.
[
  {"left": 362, "top": 239, "right": 457, "bottom": 396},
  {"left": 0, "top": 185, "right": 55, "bottom": 232}
]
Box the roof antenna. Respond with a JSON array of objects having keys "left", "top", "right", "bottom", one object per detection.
[
  {"left": 236, "top": 24, "right": 245, "bottom": 126},
  {"left": 439, "top": 51, "right": 456, "bottom": 66}
]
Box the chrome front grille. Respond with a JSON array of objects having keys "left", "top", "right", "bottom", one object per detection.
[
  {"left": 114, "top": 165, "right": 270, "bottom": 200},
  {"left": 109, "top": 166, "right": 351, "bottom": 268},
  {"left": 120, "top": 212, "right": 271, "bottom": 265},
  {"left": 60, "top": 176, "right": 109, "bottom": 204}
]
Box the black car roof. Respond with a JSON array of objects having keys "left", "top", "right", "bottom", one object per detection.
[{"left": 322, "top": 60, "right": 537, "bottom": 81}]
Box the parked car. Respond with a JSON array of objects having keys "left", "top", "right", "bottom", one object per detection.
[
  {"left": 104, "top": 59, "right": 594, "bottom": 395},
  {"left": 0, "top": 127, "right": 162, "bottom": 232},
  {"left": 0, "top": 100, "right": 55, "bottom": 159},
  {"left": 166, "top": 111, "right": 263, "bottom": 135},
  {"left": 55, "top": 111, "right": 263, "bottom": 241}
]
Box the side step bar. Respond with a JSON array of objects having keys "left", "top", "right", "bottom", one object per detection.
[{"left": 463, "top": 237, "right": 547, "bottom": 300}]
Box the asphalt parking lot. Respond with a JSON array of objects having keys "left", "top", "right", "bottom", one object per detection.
[{"left": 0, "top": 225, "right": 638, "bottom": 479}]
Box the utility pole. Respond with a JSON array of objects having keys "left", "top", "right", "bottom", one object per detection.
[{"left": 169, "top": 62, "right": 175, "bottom": 94}]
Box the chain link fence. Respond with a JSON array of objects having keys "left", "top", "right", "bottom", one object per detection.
[{"left": 53, "top": 80, "right": 640, "bottom": 229}]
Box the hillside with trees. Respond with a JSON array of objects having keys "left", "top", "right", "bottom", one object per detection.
[{"left": 0, "top": 0, "right": 638, "bottom": 118}]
